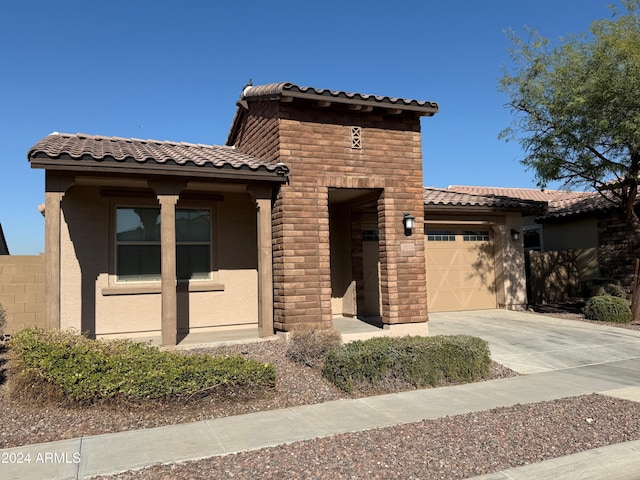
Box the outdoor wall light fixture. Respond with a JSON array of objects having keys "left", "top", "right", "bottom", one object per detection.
[
  {"left": 403, "top": 212, "right": 416, "bottom": 236},
  {"left": 511, "top": 229, "right": 521, "bottom": 241}
]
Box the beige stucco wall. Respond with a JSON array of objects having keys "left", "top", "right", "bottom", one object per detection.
[
  {"left": 0, "top": 254, "right": 45, "bottom": 334},
  {"left": 424, "top": 211, "right": 528, "bottom": 311},
  {"left": 59, "top": 186, "right": 259, "bottom": 338},
  {"left": 497, "top": 213, "right": 528, "bottom": 309}
]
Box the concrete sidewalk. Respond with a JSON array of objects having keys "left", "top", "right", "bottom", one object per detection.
[
  {"left": 2, "top": 360, "right": 640, "bottom": 479},
  {"left": 2, "top": 310, "right": 640, "bottom": 479}
]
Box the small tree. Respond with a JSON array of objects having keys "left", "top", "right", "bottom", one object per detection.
[{"left": 499, "top": 0, "right": 640, "bottom": 239}]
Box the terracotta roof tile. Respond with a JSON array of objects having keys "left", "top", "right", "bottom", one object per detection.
[
  {"left": 443, "top": 185, "right": 615, "bottom": 219},
  {"left": 446, "top": 185, "right": 585, "bottom": 201},
  {"left": 242, "top": 82, "right": 439, "bottom": 112},
  {"left": 544, "top": 192, "right": 615, "bottom": 218},
  {"left": 423, "top": 186, "right": 545, "bottom": 211},
  {"left": 28, "top": 132, "right": 281, "bottom": 173}
]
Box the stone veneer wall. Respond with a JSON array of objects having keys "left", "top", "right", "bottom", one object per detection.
[
  {"left": 0, "top": 254, "right": 45, "bottom": 334},
  {"left": 234, "top": 99, "right": 429, "bottom": 330},
  {"left": 597, "top": 212, "right": 640, "bottom": 288}
]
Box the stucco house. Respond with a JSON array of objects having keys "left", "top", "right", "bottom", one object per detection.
[
  {"left": 440, "top": 185, "right": 640, "bottom": 302},
  {"left": 28, "top": 82, "right": 534, "bottom": 345},
  {"left": 443, "top": 186, "right": 599, "bottom": 252}
]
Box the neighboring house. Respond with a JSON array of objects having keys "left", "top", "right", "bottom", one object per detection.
[
  {"left": 27, "top": 82, "right": 547, "bottom": 344},
  {"left": 0, "top": 223, "right": 9, "bottom": 255},
  {"left": 445, "top": 186, "right": 600, "bottom": 252},
  {"left": 442, "top": 185, "right": 640, "bottom": 290}
]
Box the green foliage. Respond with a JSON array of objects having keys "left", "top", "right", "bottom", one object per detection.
[
  {"left": 286, "top": 325, "right": 342, "bottom": 368},
  {"left": 581, "top": 278, "right": 628, "bottom": 299},
  {"left": 9, "top": 327, "right": 276, "bottom": 403},
  {"left": 322, "top": 335, "right": 491, "bottom": 393},
  {"left": 499, "top": 0, "right": 640, "bottom": 233},
  {"left": 583, "top": 295, "right": 632, "bottom": 323}
]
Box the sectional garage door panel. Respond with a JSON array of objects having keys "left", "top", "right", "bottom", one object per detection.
[{"left": 426, "top": 228, "right": 497, "bottom": 312}]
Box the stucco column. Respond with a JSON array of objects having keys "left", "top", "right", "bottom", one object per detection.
[
  {"left": 248, "top": 186, "right": 274, "bottom": 337},
  {"left": 158, "top": 194, "right": 179, "bottom": 346},
  {"left": 44, "top": 173, "right": 73, "bottom": 330},
  {"left": 492, "top": 224, "right": 507, "bottom": 309},
  {"left": 256, "top": 197, "right": 274, "bottom": 337},
  {"left": 44, "top": 190, "right": 63, "bottom": 329}
]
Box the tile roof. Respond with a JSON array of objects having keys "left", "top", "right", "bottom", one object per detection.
[
  {"left": 445, "top": 185, "right": 588, "bottom": 203},
  {"left": 28, "top": 132, "right": 285, "bottom": 177},
  {"left": 423, "top": 186, "right": 546, "bottom": 212},
  {"left": 544, "top": 192, "right": 615, "bottom": 219},
  {"left": 241, "top": 82, "right": 439, "bottom": 113}
]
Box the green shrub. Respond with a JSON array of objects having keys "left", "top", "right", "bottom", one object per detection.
[
  {"left": 9, "top": 327, "right": 276, "bottom": 403},
  {"left": 322, "top": 335, "right": 491, "bottom": 393},
  {"left": 581, "top": 278, "right": 628, "bottom": 299},
  {"left": 286, "top": 325, "right": 342, "bottom": 368},
  {"left": 582, "top": 295, "right": 632, "bottom": 323}
]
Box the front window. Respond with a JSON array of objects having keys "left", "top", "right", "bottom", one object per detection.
[
  {"left": 116, "top": 207, "right": 211, "bottom": 282},
  {"left": 176, "top": 209, "right": 211, "bottom": 280},
  {"left": 523, "top": 227, "right": 542, "bottom": 251}
]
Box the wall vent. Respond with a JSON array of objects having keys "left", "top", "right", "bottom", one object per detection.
[{"left": 351, "top": 126, "right": 362, "bottom": 149}]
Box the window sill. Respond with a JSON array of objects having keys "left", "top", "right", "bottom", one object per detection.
[{"left": 102, "top": 281, "right": 225, "bottom": 296}]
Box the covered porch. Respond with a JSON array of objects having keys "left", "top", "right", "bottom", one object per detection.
[
  {"left": 150, "top": 315, "right": 424, "bottom": 350},
  {"left": 29, "top": 133, "right": 288, "bottom": 345}
]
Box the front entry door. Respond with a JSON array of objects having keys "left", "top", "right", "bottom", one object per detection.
[{"left": 362, "top": 235, "right": 381, "bottom": 317}]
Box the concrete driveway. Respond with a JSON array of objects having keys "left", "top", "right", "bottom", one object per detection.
[{"left": 429, "top": 309, "right": 640, "bottom": 374}]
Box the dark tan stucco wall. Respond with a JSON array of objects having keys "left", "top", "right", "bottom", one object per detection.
[
  {"left": 0, "top": 254, "right": 45, "bottom": 334},
  {"left": 58, "top": 185, "right": 260, "bottom": 338}
]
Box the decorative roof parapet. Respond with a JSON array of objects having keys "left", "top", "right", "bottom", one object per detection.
[
  {"left": 241, "top": 82, "right": 439, "bottom": 114},
  {"left": 228, "top": 81, "right": 439, "bottom": 146}
]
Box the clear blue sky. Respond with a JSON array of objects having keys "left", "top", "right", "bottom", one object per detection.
[{"left": 0, "top": 0, "right": 624, "bottom": 254}]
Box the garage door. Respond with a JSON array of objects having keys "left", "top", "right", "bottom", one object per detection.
[{"left": 425, "top": 228, "right": 497, "bottom": 312}]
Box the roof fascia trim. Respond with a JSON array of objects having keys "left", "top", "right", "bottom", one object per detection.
[
  {"left": 279, "top": 91, "right": 438, "bottom": 115},
  {"left": 424, "top": 204, "right": 545, "bottom": 215},
  {"left": 29, "top": 157, "right": 287, "bottom": 183}
]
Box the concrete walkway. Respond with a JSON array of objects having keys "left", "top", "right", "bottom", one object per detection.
[{"left": 2, "top": 310, "right": 640, "bottom": 479}]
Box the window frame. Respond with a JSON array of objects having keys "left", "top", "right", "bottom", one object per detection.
[
  {"left": 523, "top": 224, "right": 544, "bottom": 251},
  {"left": 462, "top": 230, "right": 490, "bottom": 242},
  {"left": 106, "top": 198, "right": 221, "bottom": 292},
  {"left": 426, "top": 230, "right": 456, "bottom": 242},
  {"left": 115, "top": 206, "right": 162, "bottom": 282}
]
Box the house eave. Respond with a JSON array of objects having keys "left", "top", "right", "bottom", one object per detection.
[
  {"left": 279, "top": 90, "right": 439, "bottom": 115},
  {"left": 29, "top": 155, "right": 287, "bottom": 183},
  {"left": 425, "top": 204, "right": 545, "bottom": 216}
]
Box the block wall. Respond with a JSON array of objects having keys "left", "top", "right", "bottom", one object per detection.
[
  {"left": 0, "top": 254, "right": 45, "bottom": 334},
  {"left": 597, "top": 212, "right": 640, "bottom": 288}
]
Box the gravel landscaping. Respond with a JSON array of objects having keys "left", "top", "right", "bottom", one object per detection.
[
  {"left": 1, "top": 313, "right": 639, "bottom": 479},
  {"left": 0, "top": 339, "right": 513, "bottom": 450},
  {"left": 92, "top": 394, "right": 640, "bottom": 480}
]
